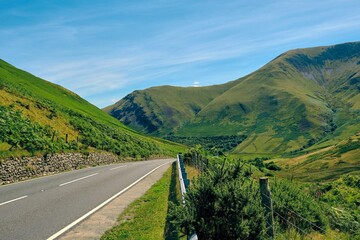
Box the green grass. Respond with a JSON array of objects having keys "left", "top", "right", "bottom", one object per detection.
[
  {"left": 0, "top": 59, "right": 133, "bottom": 129},
  {"left": 270, "top": 134, "right": 360, "bottom": 182},
  {"left": 0, "top": 59, "right": 186, "bottom": 158},
  {"left": 104, "top": 82, "right": 238, "bottom": 135},
  {"left": 176, "top": 122, "right": 245, "bottom": 136},
  {"left": 101, "top": 164, "right": 176, "bottom": 240},
  {"left": 227, "top": 152, "right": 279, "bottom": 161},
  {"left": 275, "top": 228, "right": 350, "bottom": 240}
]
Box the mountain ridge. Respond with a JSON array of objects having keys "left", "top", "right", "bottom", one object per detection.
[{"left": 105, "top": 41, "right": 360, "bottom": 154}]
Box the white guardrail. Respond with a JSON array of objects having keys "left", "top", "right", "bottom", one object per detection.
[
  {"left": 177, "top": 154, "right": 187, "bottom": 204},
  {"left": 176, "top": 154, "right": 198, "bottom": 240}
]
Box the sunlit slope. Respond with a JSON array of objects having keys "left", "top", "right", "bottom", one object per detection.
[
  {"left": 106, "top": 42, "right": 360, "bottom": 154},
  {"left": 0, "top": 59, "right": 133, "bottom": 129},
  {"left": 104, "top": 81, "right": 238, "bottom": 134},
  {"left": 271, "top": 132, "right": 360, "bottom": 182},
  {"left": 0, "top": 59, "right": 184, "bottom": 157}
]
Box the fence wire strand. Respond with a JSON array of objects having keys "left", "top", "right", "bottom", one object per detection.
[
  {"left": 262, "top": 196, "right": 315, "bottom": 240},
  {"left": 261, "top": 192, "right": 326, "bottom": 233}
]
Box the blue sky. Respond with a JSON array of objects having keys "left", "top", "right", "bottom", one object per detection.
[{"left": 1, "top": 0, "right": 360, "bottom": 108}]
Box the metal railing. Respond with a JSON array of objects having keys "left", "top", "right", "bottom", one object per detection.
[
  {"left": 177, "top": 154, "right": 187, "bottom": 204},
  {"left": 177, "top": 154, "right": 198, "bottom": 240}
]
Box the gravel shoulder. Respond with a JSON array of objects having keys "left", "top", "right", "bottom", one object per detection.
[{"left": 59, "top": 161, "right": 173, "bottom": 239}]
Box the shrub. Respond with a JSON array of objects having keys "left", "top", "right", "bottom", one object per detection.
[
  {"left": 315, "top": 176, "right": 360, "bottom": 235},
  {"left": 328, "top": 208, "right": 360, "bottom": 236},
  {"left": 265, "top": 162, "right": 282, "bottom": 171},
  {"left": 271, "top": 179, "right": 328, "bottom": 234},
  {"left": 343, "top": 175, "right": 360, "bottom": 189},
  {"left": 170, "top": 161, "right": 266, "bottom": 239}
]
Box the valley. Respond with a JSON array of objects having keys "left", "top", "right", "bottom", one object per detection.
[{"left": 106, "top": 42, "right": 360, "bottom": 157}]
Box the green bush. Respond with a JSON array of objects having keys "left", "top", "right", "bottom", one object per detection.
[
  {"left": 271, "top": 179, "right": 328, "bottom": 234},
  {"left": 68, "top": 110, "right": 163, "bottom": 158},
  {"left": 265, "top": 162, "right": 282, "bottom": 171},
  {"left": 170, "top": 161, "right": 266, "bottom": 239},
  {"left": 327, "top": 208, "right": 360, "bottom": 236},
  {"left": 0, "top": 106, "right": 65, "bottom": 154},
  {"left": 165, "top": 135, "right": 247, "bottom": 153},
  {"left": 343, "top": 175, "right": 360, "bottom": 189},
  {"left": 248, "top": 158, "right": 280, "bottom": 171},
  {"left": 315, "top": 176, "right": 360, "bottom": 235}
]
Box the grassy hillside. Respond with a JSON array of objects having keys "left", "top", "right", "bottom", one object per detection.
[
  {"left": 270, "top": 132, "right": 360, "bottom": 182},
  {"left": 104, "top": 81, "right": 238, "bottom": 134},
  {"left": 0, "top": 59, "right": 184, "bottom": 158},
  {"left": 105, "top": 42, "right": 360, "bottom": 155}
]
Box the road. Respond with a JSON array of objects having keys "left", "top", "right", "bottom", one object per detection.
[{"left": 0, "top": 159, "right": 174, "bottom": 240}]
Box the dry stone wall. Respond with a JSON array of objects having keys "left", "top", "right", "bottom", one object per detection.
[{"left": 0, "top": 152, "right": 122, "bottom": 185}]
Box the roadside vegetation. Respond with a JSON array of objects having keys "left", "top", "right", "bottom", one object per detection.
[
  {"left": 168, "top": 148, "right": 359, "bottom": 239},
  {"left": 170, "top": 160, "right": 267, "bottom": 239},
  {"left": 101, "top": 163, "right": 176, "bottom": 240},
  {"left": 98, "top": 144, "right": 358, "bottom": 239}
]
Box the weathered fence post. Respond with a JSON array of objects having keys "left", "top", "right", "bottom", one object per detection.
[
  {"left": 65, "top": 134, "right": 68, "bottom": 143},
  {"left": 260, "top": 177, "right": 275, "bottom": 239}
]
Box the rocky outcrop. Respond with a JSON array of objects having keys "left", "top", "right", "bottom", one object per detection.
[{"left": 0, "top": 152, "right": 122, "bottom": 185}]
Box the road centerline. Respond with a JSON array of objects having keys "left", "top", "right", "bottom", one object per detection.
[
  {"left": 59, "top": 173, "right": 99, "bottom": 187},
  {"left": 110, "top": 165, "right": 127, "bottom": 171},
  {"left": 0, "top": 195, "right": 28, "bottom": 206}
]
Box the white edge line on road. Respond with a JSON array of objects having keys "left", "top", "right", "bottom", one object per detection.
[
  {"left": 110, "top": 165, "right": 127, "bottom": 170},
  {"left": 47, "top": 160, "right": 173, "bottom": 240},
  {"left": 0, "top": 195, "right": 28, "bottom": 206},
  {"left": 59, "top": 173, "right": 99, "bottom": 187}
]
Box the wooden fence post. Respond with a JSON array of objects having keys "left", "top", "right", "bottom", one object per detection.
[{"left": 260, "top": 177, "right": 275, "bottom": 239}]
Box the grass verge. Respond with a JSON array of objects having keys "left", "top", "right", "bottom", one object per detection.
[{"left": 101, "top": 163, "right": 178, "bottom": 240}]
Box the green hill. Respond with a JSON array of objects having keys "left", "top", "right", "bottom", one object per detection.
[
  {"left": 105, "top": 42, "right": 360, "bottom": 154},
  {"left": 0, "top": 59, "right": 183, "bottom": 158}
]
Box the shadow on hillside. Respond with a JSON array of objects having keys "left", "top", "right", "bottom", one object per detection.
[{"left": 164, "top": 162, "right": 179, "bottom": 240}]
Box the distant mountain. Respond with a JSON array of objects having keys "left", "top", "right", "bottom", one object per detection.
[
  {"left": 105, "top": 42, "right": 360, "bottom": 154},
  {"left": 0, "top": 59, "right": 183, "bottom": 158}
]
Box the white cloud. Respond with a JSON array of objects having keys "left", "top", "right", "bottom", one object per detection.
[{"left": 192, "top": 81, "right": 200, "bottom": 87}]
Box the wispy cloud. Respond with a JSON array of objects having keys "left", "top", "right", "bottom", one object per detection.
[{"left": 1, "top": 0, "right": 359, "bottom": 107}]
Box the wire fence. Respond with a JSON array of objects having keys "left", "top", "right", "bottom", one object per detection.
[
  {"left": 182, "top": 151, "right": 209, "bottom": 173},
  {"left": 259, "top": 188, "right": 332, "bottom": 240}
]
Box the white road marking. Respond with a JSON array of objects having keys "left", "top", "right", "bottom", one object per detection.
[
  {"left": 59, "top": 173, "right": 99, "bottom": 187},
  {"left": 0, "top": 195, "right": 28, "bottom": 206},
  {"left": 47, "top": 161, "right": 173, "bottom": 240},
  {"left": 110, "top": 165, "right": 127, "bottom": 170}
]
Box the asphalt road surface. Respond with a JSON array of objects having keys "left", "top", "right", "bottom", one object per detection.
[{"left": 0, "top": 159, "right": 174, "bottom": 240}]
